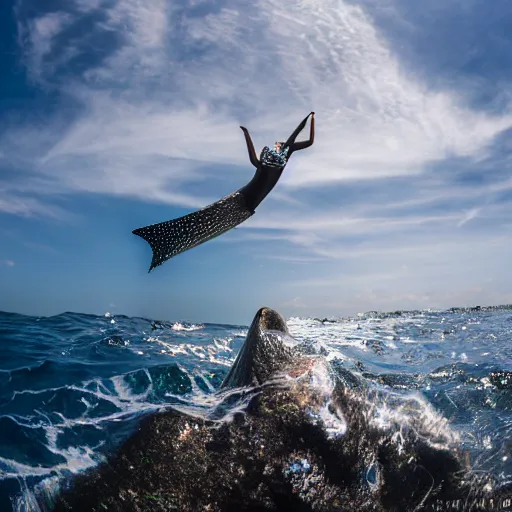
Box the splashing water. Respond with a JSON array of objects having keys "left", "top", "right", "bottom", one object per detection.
[{"left": 0, "top": 306, "right": 511, "bottom": 510}]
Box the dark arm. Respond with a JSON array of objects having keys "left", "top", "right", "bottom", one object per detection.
[
  {"left": 292, "top": 112, "right": 314, "bottom": 151},
  {"left": 286, "top": 112, "right": 315, "bottom": 156},
  {"left": 240, "top": 126, "right": 260, "bottom": 168}
]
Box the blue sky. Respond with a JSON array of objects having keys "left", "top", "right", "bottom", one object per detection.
[{"left": 1, "top": 0, "right": 512, "bottom": 324}]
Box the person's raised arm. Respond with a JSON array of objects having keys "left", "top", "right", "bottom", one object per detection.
[
  {"left": 240, "top": 126, "right": 260, "bottom": 168},
  {"left": 288, "top": 112, "right": 315, "bottom": 154}
]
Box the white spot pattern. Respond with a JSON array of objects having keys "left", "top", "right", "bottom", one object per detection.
[{"left": 133, "top": 191, "right": 253, "bottom": 271}]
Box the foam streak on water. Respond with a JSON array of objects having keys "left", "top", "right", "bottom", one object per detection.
[{"left": 0, "top": 307, "right": 511, "bottom": 511}]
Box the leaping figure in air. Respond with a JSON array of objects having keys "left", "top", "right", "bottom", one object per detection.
[{"left": 132, "top": 112, "right": 315, "bottom": 272}]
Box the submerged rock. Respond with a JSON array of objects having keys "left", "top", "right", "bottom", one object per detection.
[{"left": 47, "top": 307, "right": 510, "bottom": 512}]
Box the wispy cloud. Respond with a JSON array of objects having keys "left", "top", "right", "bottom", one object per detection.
[
  {"left": 2, "top": 0, "right": 512, "bottom": 313},
  {"left": 17, "top": 11, "right": 73, "bottom": 83},
  {"left": 457, "top": 207, "right": 481, "bottom": 228},
  {"left": 6, "top": 0, "right": 512, "bottom": 213},
  {"left": 2, "top": 260, "right": 15, "bottom": 267},
  {"left": 0, "top": 191, "right": 70, "bottom": 219}
]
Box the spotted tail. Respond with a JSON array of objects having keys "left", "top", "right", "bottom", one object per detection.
[{"left": 132, "top": 191, "right": 254, "bottom": 272}]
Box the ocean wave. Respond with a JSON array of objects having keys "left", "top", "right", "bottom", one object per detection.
[{"left": 0, "top": 307, "right": 510, "bottom": 510}]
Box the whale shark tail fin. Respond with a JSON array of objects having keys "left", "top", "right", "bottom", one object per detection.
[{"left": 132, "top": 191, "right": 254, "bottom": 272}]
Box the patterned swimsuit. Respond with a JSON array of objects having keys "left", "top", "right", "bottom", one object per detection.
[{"left": 260, "top": 145, "right": 290, "bottom": 169}]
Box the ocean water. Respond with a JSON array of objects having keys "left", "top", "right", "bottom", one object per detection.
[{"left": 0, "top": 306, "right": 511, "bottom": 511}]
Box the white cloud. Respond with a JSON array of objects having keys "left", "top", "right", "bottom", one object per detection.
[
  {"left": 245, "top": 210, "right": 463, "bottom": 235},
  {"left": 105, "top": 0, "right": 168, "bottom": 49},
  {"left": 3, "top": 260, "right": 15, "bottom": 267},
  {"left": 457, "top": 207, "right": 481, "bottom": 228},
  {"left": 0, "top": 190, "right": 69, "bottom": 219},
  {"left": 74, "top": 0, "right": 103, "bottom": 13},
  {"left": 274, "top": 231, "right": 512, "bottom": 315},
  {"left": 3, "top": 0, "right": 512, "bottom": 315},
  {"left": 8, "top": 0, "right": 512, "bottom": 207},
  {"left": 18, "top": 11, "right": 73, "bottom": 82},
  {"left": 82, "top": 0, "right": 170, "bottom": 83},
  {"left": 256, "top": 0, "right": 512, "bottom": 188}
]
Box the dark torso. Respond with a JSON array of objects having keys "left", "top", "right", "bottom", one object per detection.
[
  {"left": 239, "top": 146, "right": 291, "bottom": 212},
  {"left": 239, "top": 164, "right": 285, "bottom": 212}
]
